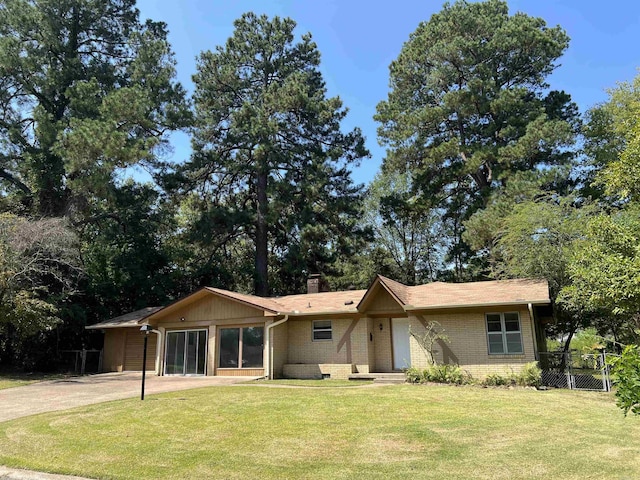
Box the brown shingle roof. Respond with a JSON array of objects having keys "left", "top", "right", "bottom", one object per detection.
[
  {"left": 85, "top": 306, "right": 162, "bottom": 329},
  {"left": 405, "top": 279, "right": 549, "bottom": 309},
  {"left": 377, "top": 275, "right": 410, "bottom": 305},
  {"left": 204, "top": 287, "right": 283, "bottom": 313},
  {"left": 87, "top": 278, "right": 550, "bottom": 329},
  {"left": 275, "top": 289, "right": 367, "bottom": 314}
]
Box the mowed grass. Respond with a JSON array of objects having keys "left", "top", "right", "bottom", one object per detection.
[
  {"left": 0, "top": 373, "right": 63, "bottom": 390},
  {"left": 0, "top": 385, "right": 639, "bottom": 479},
  {"left": 251, "top": 379, "right": 371, "bottom": 387}
]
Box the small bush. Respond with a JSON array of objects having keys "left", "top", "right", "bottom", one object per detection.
[
  {"left": 516, "top": 362, "right": 542, "bottom": 387},
  {"left": 481, "top": 363, "right": 542, "bottom": 387},
  {"left": 482, "top": 373, "right": 508, "bottom": 386},
  {"left": 404, "top": 366, "right": 424, "bottom": 384},
  {"left": 404, "top": 364, "right": 473, "bottom": 385}
]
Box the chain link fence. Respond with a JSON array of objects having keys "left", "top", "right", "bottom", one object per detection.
[{"left": 539, "top": 351, "right": 614, "bottom": 392}]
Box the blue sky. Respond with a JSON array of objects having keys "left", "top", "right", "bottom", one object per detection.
[{"left": 136, "top": 0, "right": 640, "bottom": 186}]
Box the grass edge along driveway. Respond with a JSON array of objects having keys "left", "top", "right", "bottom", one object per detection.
[{"left": 0, "top": 384, "right": 638, "bottom": 480}]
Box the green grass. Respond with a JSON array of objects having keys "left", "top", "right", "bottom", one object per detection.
[
  {"left": 249, "top": 378, "right": 371, "bottom": 387},
  {"left": 0, "top": 385, "right": 639, "bottom": 479},
  {"left": 0, "top": 373, "right": 64, "bottom": 390}
]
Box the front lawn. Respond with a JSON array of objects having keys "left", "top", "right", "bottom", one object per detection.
[
  {"left": 251, "top": 378, "right": 371, "bottom": 387},
  {"left": 0, "top": 373, "right": 63, "bottom": 390},
  {"left": 0, "top": 385, "right": 638, "bottom": 479}
]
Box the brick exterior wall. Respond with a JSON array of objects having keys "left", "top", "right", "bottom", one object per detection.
[
  {"left": 288, "top": 318, "right": 350, "bottom": 364},
  {"left": 271, "top": 321, "right": 289, "bottom": 378},
  {"left": 407, "top": 308, "right": 536, "bottom": 378}
]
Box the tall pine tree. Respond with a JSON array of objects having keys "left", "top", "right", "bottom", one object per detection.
[
  {"left": 181, "top": 13, "right": 369, "bottom": 296},
  {"left": 375, "top": 0, "right": 578, "bottom": 279}
]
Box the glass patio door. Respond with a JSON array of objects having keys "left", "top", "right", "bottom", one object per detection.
[{"left": 165, "top": 330, "right": 207, "bottom": 375}]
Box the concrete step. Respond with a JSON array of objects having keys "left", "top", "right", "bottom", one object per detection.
[
  {"left": 373, "top": 377, "right": 406, "bottom": 384},
  {"left": 349, "top": 373, "right": 406, "bottom": 384}
]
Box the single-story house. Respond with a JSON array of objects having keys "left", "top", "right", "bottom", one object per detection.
[{"left": 86, "top": 275, "right": 551, "bottom": 380}]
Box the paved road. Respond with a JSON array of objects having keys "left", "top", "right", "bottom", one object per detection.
[{"left": 0, "top": 372, "right": 257, "bottom": 423}]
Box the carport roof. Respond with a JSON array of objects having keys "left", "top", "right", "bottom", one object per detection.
[{"left": 86, "top": 306, "right": 162, "bottom": 329}]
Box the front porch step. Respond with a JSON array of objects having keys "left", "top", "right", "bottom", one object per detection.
[{"left": 349, "top": 373, "right": 406, "bottom": 384}]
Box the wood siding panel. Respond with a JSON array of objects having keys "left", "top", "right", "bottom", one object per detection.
[
  {"left": 153, "top": 295, "right": 264, "bottom": 323},
  {"left": 103, "top": 329, "right": 125, "bottom": 372},
  {"left": 366, "top": 288, "right": 404, "bottom": 313},
  {"left": 124, "top": 330, "right": 157, "bottom": 371}
]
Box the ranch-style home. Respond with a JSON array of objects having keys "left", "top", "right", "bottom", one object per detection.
[{"left": 87, "top": 275, "right": 551, "bottom": 380}]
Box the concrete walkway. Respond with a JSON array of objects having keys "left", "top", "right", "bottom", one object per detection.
[
  {"left": 0, "top": 466, "right": 92, "bottom": 480},
  {"left": 0, "top": 372, "right": 256, "bottom": 423}
]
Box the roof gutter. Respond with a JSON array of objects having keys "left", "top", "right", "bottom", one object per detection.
[
  {"left": 265, "top": 314, "right": 289, "bottom": 380},
  {"left": 403, "top": 299, "right": 550, "bottom": 312}
]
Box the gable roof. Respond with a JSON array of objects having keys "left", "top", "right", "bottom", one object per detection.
[
  {"left": 204, "top": 287, "right": 282, "bottom": 314},
  {"left": 357, "top": 275, "right": 409, "bottom": 311},
  {"left": 87, "top": 277, "right": 551, "bottom": 328}
]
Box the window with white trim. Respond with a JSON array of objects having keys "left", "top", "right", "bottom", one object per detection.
[
  {"left": 312, "top": 320, "right": 332, "bottom": 341},
  {"left": 486, "top": 312, "right": 523, "bottom": 354}
]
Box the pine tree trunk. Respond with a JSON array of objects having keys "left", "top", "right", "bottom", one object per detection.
[{"left": 254, "top": 167, "right": 269, "bottom": 296}]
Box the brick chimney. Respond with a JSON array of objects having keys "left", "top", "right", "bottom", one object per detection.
[{"left": 307, "top": 274, "right": 329, "bottom": 294}]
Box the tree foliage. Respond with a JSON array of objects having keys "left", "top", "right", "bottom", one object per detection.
[
  {"left": 364, "top": 170, "right": 445, "bottom": 285},
  {"left": 375, "top": 0, "right": 578, "bottom": 278},
  {"left": 0, "top": 214, "right": 82, "bottom": 367},
  {"left": 610, "top": 345, "right": 640, "bottom": 416},
  {"left": 0, "top": 0, "right": 190, "bottom": 217},
  {"left": 179, "top": 12, "right": 369, "bottom": 295},
  {"left": 592, "top": 75, "right": 640, "bottom": 201}
]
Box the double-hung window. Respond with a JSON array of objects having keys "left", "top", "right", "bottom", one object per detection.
[
  {"left": 312, "top": 320, "right": 332, "bottom": 341},
  {"left": 486, "top": 312, "right": 523, "bottom": 354}
]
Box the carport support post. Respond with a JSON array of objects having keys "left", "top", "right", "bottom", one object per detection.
[{"left": 140, "top": 325, "right": 153, "bottom": 400}]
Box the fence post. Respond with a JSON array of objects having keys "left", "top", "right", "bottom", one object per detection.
[{"left": 81, "top": 349, "right": 87, "bottom": 375}]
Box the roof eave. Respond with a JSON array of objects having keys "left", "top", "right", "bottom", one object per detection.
[
  {"left": 85, "top": 323, "right": 141, "bottom": 330},
  {"left": 356, "top": 275, "right": 406, "bottom": 312},
  {"left": 286, "top": 309, "right": 360, "bottom": 317},
  {"left": 404, "top": 299, "right": 551, "bottom": 312},
  {"left": 204, "top": 287, "right": 280, "bottom": 314}
]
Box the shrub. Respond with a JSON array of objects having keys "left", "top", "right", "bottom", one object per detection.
[
  {"left": 482, "top": 373, "right": 508, "bottom": 387},
  {"left": 481, "top": 363, "right": 542, "bottom": 387},
  {"left": 404, "top": 366, "right": 424, "bottom": 384},
  {"left": 404, "top": 364, "right": 473, "bottom": 385},
  {"left": 609, "top": 345, "right": 640, "bottom": 416},
  {"left": 515, "top": 362, "right": 542, "bottom": 387}
]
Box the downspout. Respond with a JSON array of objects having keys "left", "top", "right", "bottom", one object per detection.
[
  {"left": 141, "top": 324, "right": 162, "bottom": 375},
  {"left": 265, "top": 314, "right": 289, "bottom": 380},
  {"left": 528, "top": 304, "right": 539, "bottom": 360}
]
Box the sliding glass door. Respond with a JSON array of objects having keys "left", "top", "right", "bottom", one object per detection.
[{"left": 165, "top": 330, "right": 207, "bottom": 375}]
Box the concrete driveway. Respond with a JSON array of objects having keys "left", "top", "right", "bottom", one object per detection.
[{"left": 0, "top": 372, "right": 257, "bottom": 423}]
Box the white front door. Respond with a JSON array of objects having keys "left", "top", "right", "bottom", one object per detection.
[{"left": 392, "top": 318, "right": 411, "bottom": 370}]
